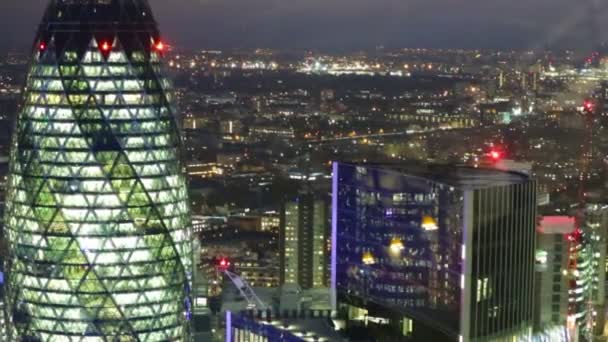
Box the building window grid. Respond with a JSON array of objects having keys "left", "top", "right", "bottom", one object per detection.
[{"left": 5, "top": 18, "right": 192, "bottom": 340}]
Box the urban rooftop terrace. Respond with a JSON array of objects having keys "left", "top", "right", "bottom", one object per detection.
[{"left": 343, "top": 162, "right": 531, "bottom": 189}]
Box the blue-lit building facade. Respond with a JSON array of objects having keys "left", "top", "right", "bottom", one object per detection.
[{"left": 331, "top": 163, "right": 537, "bottom": 341}]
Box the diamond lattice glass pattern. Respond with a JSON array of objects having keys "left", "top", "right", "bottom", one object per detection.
[{"left": 4, "top": 1, "right": 193, "bottom": 340}]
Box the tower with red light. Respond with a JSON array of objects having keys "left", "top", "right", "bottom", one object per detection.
[
  {"left": 100, "top": 40, "right": 111, "bottom": 51},
  {"left": 479, "top": 147, "right": 505, "bottom": 167},
  {"left": 4, "top": 1, "right": 192, "bottom": 340},
  {"left": 583, "top": 99, "right": 596, "bottom": 115},
  {"left": 154, "top": 39, "right": 166, "bottom": 53},
  {"left": 216, "top": 257, "right": 232, "bottom": 272},
  {"left": 562, "top": 99, "right": 604, "bottom": 339}
]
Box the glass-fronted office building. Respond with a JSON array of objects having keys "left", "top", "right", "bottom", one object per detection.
[
  {"left": 0, "top": 227, "right": 7, "bottom": 341},
  {"left": 3, "top": 0, "right": 193, "bottom": 340},
  {"left": 332, "top": 163, "right": 537, "bottom": 341}
]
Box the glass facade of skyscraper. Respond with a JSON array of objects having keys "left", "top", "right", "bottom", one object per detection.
[
  {"left": 3, "top": 1, "right": 193, "bottom": 340},
  {"left": 0, "top": 256, "right": 6, "bottom": 341},
  {"left": 333, "top": 163, "right": 537, "bottom": 341}
]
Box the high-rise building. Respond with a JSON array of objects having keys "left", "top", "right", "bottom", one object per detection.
[
  {"left": 0, "top": 163, "right": 8, "bottom": 341},
  {"left": 191, "top": 238, "right": 211, "bottom": 341},
  {"left": 566, "top": 203, "right": 608, "bottom": 340},
  {"left": 0, "top": 244, "right": 6, "bottom": 342},
  {"left": 280, "top": 191, "right": 330, "bottom": 290},
  {"left": 534, "top": 216, "right": 575, "bottom": 335},
  {"left": 0, "top": 205, "right": 7, "bottom": 342},
  {"left": 3, "top": 0, "right": 193, "bottom": 340},
  {"left": 599, "top": 81, "right": 608, "bottom": 126},
  {"left": 0, "top": 271, "right": 7, "bottom": 342},
  {"left": 0, "top": 288, "right": 6, "bottom": 342},
  {"left": 588, "top": 204, "right": 608, "bottom": 338},
  {"left": 332, "top": 162, "right": 537, "bottom": 341}
]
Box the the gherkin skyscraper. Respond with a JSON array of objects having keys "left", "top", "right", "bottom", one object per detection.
[{"left": 4, "top": 0, "right": 193, "bottom": 340}]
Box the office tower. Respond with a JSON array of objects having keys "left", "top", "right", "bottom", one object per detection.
[
  {"left": 0, "top": 244, "right": 6, "bottom": 341},
  {"left": 599, "top": 81, "right": 608, "bottom": 130},
  {"left": 280, "top": 191, "right": 330, "bottom": 290},
  {"left": 588, "top": 204, "right": 608, "bottom": 337},
  {"left": 3, "top": 0, "right": 193, "bottom": 340},
  {"left": 260, "top": 212, "right": 280, "bottom": 233},
  {"left": 1, "top": 174, "right": 11, "bottom": 340},
  {"left": 191, "top": 238, "right": 212, "bottom": 341},
  {"left": 534, "top": 216, "right": 574, "bottom": 337},
  {"left": 498, "top": 70, "right": 504, "bottom": 89},
  {"left": 565, "top": 203, "right": 608, "bottom": 340},
  {"left": 0, "top": 285, "right": 6, "bottom": 342},
  {"left": 332, "top": 162, "right": 537, "bottom": 341},
  {"left": 0, "top": 208, "right": 7, "bottom": 341},
  {"left": 0, "top": 168, "right": 7, "bottom": 341}
]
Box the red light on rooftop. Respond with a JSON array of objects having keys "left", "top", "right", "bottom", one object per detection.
[
  {"left": 218, "top": 257, "right": 231, "bottom": 269},
  {"left": 39, "top": 42, "right": 46, "bottom": 51},
  {"left": 154, "top": 41, "right": 165, "bottom": 52},
  {"left": 100, "top": 41, "right": 111, "bottom": 52},
  {"left": 583, "top": 100, "right": 594, "bottom": 112}
]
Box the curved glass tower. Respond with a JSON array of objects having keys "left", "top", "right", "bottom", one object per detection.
[{"left": 4, "top": 1, "right": 193, "bottom": 340}]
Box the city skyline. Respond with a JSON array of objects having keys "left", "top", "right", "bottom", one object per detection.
[
  {"left": 1, "top": 0, "right": 608, "bottom": 51},
  {"left": 1, "top": 0, "right": 608, "bottom": 341}
]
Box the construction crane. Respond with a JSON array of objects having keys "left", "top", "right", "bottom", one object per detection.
[{"left": 215, "top": 257, "right": 269, "bottom": 312}]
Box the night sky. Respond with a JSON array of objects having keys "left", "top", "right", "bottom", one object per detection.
[{"left": 0, "top": 0, "right": 607, "bottom": 50}]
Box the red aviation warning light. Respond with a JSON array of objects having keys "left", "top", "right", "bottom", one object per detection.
[
  {"left": 100, "top": 41, "right": 112, "bottom": 52},
  {"left": 217, "top": 257, "right": 231, "bottom": 271},
  {"left": 39, "top": 42, "right": 46, "bottom": 51},
  {"left": 488, "top": 149, "right": 503, "bottom": 161},
  {"left": 154, "top": 40, "right": 165, "bottom": 52},
  {"left": 583, "top": 99, "right": 595, "bottom": 113}
]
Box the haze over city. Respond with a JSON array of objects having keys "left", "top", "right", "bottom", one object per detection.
[{"left": 1, "top": 0, "right": 608, "bottom": 49}]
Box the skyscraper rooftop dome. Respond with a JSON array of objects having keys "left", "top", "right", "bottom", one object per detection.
[
  {"left": 37, "top": 0, "right": 161, "bottom": 58},
  {"left": 4, "top": 0, "right": 193, "bottom": 340}
]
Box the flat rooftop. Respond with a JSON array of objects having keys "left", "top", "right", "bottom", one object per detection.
[
  {"left": 538, "top": 216, "right": 576, "bottom": 235},
  {"left": 344, "top": 162, "right": 531, "bottom": 189}
]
